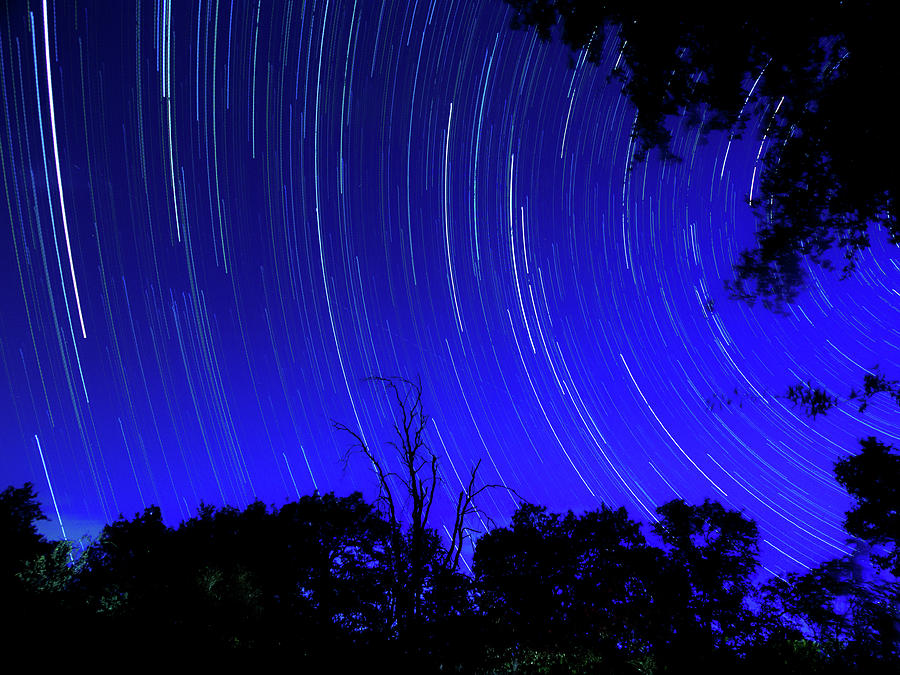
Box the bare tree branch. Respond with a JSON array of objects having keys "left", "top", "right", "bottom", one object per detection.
[{"left": 334, "top": 374, "right": 521, "bottom": 638}]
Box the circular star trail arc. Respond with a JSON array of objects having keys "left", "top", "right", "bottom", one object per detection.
[{"left": 1, "top": 0, "right": 898, "bottom": 575}]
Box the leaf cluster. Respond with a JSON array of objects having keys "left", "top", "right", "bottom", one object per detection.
[{"left": 505, "top": 1, "right": 897, "bottom": 310}]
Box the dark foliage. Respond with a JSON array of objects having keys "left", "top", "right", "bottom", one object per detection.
[
  {"left": 756, "top": 553, "right": 900, "bottom": 671},
  {"left": 835, "top": 438, "right": 900, "bottom": 576},
  {"left": 0, "top": 481, "right": 52, "bottom": 584},
  {"left": 503, "top": 1, "right": 897, "bottom": 310},
  {"left": 73, "top": 492, "right": 396, "bottom": 656},
  {"left": 474, "top": 502, "right": 658, "bottom": 672},
  {"left": 649, "top": 499, "right": 760, "bottom": 670},
  {"left": 781, "top": 366, "right": 900, "bottom": 422},
  {"left": 2, "top": 455, "right": 897, "bottom": 670},
  {"left": 784, "top": 368, "right": 900, "bottom": 577},
  {"left": 785, "top": 381, "right": 841, "bottom": 418}
]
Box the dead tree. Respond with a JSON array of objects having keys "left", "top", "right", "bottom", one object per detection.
[{"left": 333, "top": 375, "right": 507, "bottom": 640}]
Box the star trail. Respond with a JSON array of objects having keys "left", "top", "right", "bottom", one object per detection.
[{"left": 1, "top": 0, "right": 898, "bottom": 576}]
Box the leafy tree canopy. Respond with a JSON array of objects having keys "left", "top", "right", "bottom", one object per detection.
[
  {"left": 835, "top": 437, "right": 900, "bottom": 575},
  {"left": 504, "top": 1, "right": 897, "bottom": 309},
  {"left": 650, "top": 498, "right": 760, "bottom": 666},
  {"left": 0, "top": 482, "right": 52, "bottom": 583}
]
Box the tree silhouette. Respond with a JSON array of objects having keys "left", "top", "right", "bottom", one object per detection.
[
  {"left": 71, "top": 493, "right": 398, "bottom": 658},
  {"left": 649, "top": 498, "right": 760, "bottom": 671},
  {"left": 756, "top": 551, "right": 900, "bottom": 672},
  {"left": 333, "top": 376, "right": 500, "bottom": 666},
  {"left": 474, "top": 502, "right": 659, "bottom": 672},
  {"left": 4, "top": 477, "right": 897, "bottom": 668},
  {"left": 171, "top": 492, "right": 393, "bottom": 655},
  {"left": 504, "top": 1, "right": 896, "bottom": 309},
  {"left": 834, "top": 437, "right": 900, "bottom": 576},
  {"left": 0, "top": 482, "right": 52, "bottom": 585},
  {"left": 775, "top": 382, "right": 900, "bottom": 669},
  {"left": 0, "top": 482, "right": 57, "bottom": 653}
]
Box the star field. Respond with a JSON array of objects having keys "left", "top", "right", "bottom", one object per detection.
[{"left": 1, "top": 0, "right": 898, "bottom": 575}]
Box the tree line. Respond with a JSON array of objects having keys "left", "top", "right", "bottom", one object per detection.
[{"left": 2, "top": 379, "right": 898, "bottom": 672}]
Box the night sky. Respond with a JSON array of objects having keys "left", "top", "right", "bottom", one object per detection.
[{"left": 2, "top": 0, "right": 898, "bottom": 577}]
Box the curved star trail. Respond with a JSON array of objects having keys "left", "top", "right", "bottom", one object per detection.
[{"left": 2, "top": 0, "right": 898, "bottom": 576}]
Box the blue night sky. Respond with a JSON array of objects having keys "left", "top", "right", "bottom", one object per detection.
[{"left": 1, "top": 0, "right": 898, "bottom": 576}]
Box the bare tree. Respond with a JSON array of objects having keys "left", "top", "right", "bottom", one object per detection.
[{"left": 333, "top": 375, "right": 509, "bottom": 639}]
